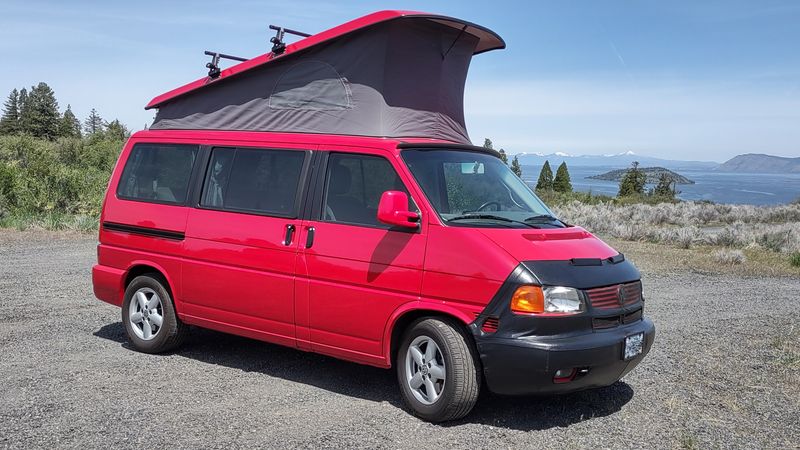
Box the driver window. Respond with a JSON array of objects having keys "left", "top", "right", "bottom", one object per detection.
[{"left": 323, "top": 153, "right": 417, "bottom": 228}]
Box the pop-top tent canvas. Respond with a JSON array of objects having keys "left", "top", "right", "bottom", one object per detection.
[{"left": 146, "top": 11, "right": 505, "bottom": 144}]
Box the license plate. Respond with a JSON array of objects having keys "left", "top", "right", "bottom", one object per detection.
[{"left": 624, "top": 332, "right": 645, "bottom": 360}]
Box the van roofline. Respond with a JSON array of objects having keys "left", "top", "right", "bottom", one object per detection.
[{"left": 145, "top": 10, "right": 505, "bottom": 110}]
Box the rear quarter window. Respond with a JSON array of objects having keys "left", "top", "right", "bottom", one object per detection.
[{"left": 117, "top": 143, "right": 199, "bottom": 205}]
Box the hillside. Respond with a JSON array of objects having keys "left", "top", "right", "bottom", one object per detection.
[
  {"left": 718, "top": 154, "right": 800, "bottom": 173},
  {"left": 588, "top": 167, "right": 695, "bottom": 184},
  {"left": 514, "top": 151, "right": 718, "bottom": 170}
]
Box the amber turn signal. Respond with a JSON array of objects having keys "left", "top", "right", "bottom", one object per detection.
[{"left": 510, "top": 285, "right": 545, "bottom": 314}]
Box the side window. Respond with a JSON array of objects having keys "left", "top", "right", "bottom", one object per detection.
[
  {"left": 323, "top": 153, "right": 416, "bottom": 227},
  {"left": 200, "top": 147, "right": 306, "bottom": 217},
  {"left": 117, "top": 144, "right": 199, "bottom": 204}
]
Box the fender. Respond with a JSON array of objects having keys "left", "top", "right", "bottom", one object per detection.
[
  {"left": 123, "top": 259, "right": 184, "bottom": 314},
  {"left": 381, "top": 300, "right": 480, "bottom": 366}
]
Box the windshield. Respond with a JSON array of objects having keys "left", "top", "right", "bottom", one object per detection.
[{"left": 401, "top": 149, "right": 563, "bottom": 228}]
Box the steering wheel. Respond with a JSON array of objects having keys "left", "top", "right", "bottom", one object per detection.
[{"left": 476, "top": 201, "right": 501, "bottom": 212}]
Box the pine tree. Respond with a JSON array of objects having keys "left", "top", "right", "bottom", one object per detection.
[
  {"left": 498, "top": 148, "right": 508, "bottom": 164},
  {"left": 618, "top": 161, "right": 647, "bottom": 197},
  {"left": 105, "top": 119, "right": 130, "bottom": 140},
  {"left": 653, "top": 173, "right": 676, "bottom": 199},
  {"left": 84, "top": 108, "right": 105, "bottom": 135},
  {"left": 553, "top": 162, "right": 572, "bottom": 193},
  {"left": 24, "top": 82, "right": 60, "bottom": 140},
  {"left": 510, "top": 155, "right": 522, "bottom": 177},
  {"left": 482, "top": 138, "right": 493, "bottom": 150},
  {"left": 17, "top": 88, "right": 30, "bottom": 134},
  {"left": 0, "top": 89, "right": 20, "bottom": 135},
  {"left": 535, "top": 160, "right": 553, "bottom": 191},
  {"left": 59, "top": 104, "right": 82, "bottom": 138}
]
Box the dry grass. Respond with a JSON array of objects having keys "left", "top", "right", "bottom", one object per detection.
[
  {"left": 603, "top": 237, "right": 800, "bottom": 277},
  {"left": 554, "top": 201, "right": 800, "bottom": 257},
  {"left": 711, "top": 249, "right": 746, "bottom": 266}
]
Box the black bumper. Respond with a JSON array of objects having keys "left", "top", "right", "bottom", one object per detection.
[{"left": 474, "top": 318, "right": 655, "bottom": 396}]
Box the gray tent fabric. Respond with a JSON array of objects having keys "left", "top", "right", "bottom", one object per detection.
[{"left": 150, "top": 17, "right": 492, "bottom": 144}]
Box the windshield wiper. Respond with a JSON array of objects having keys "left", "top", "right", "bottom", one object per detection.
[
  {"left": 524, "top": 214, "right": 566, "bottom": 226},
  {"left": 447, "top": 214, "right": 536, "bottom": 228},
  {"left": 524, "top": 214, "right": 559, "bottom": 221}
]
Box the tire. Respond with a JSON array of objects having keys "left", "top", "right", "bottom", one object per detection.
[
  {"left": 122, "top": 274, "right": 187, "bottom": 354},
  {"left": 396, "top": 317, "right": 481, "bottom": 422}
]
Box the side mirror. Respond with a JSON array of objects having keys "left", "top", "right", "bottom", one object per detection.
[{"left": 377, "top": 191, "right": 420, "bottom": 229}]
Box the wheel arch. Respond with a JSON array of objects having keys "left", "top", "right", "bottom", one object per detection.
[
  {"left": 123, "top": 261, "right": 180, "bottom": 313},
  {"left": 382, "top": 303, "right": 479, "bottom": 367}
]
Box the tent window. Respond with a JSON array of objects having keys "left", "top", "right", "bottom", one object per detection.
[{"left": 269, "top": 60, "right": 351, "bottom": 111}]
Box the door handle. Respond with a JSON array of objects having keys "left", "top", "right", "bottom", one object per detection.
[
  {"left": 283, "top": 224, "right": 295, "bottom": 246},
  {"left": 305, "top": 226, "right": 315, "bottom": 248}
]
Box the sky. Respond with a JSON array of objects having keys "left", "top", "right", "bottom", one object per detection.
[{"left": 2, "top": 0, "right": 799, "bottom": 162}]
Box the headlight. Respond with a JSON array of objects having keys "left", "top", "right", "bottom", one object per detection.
[
  {"left": 510, "top": 285, "right": 584, "bottom": 315},
  {"left": 543, "top": 286, "right": 584, "bottom": 313}
]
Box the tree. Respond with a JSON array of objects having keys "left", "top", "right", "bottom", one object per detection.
[
  {"left": 482, "top": 138, "right": 493, "bottom": 150},
  {"left": 17, "top": 88, "right": 30, "bottom": 134},
  {"left": 58, "top": 105, "right": 82, "bottom": 138},
  {"left": 23, "top": 82, "right": 60, "bottom": 140},
  {"left": 510, "top": 155, "right": 522, "bottom": 177},
  {"left": 535, "top": 160, "right": 553, "bottom": 191},
  {"left": 553, "top": 161, "right": 572, "bottom": 193},
  {"left": 618, "top": 161, "right": 647, "bottom": 197},
  {"left": 498, "top": 148, "right": 508, "bottom": 164},
  {"left": 105, "top": 119, "right": 130, "bottom": 140},
  {"left": 653, "top": 173, "right": 676, "bottom": 199},
  {"left": 84, "top": 108, "right": 104, "bottom": 135},
  {"left": 0, "top": 89, "right": 20, "bottom": 135}
]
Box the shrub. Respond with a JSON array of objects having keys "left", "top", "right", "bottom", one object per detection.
[
  {"left": 790, "top": 252, "right": 800, "bottom": 268},
  {"left": 712, "top": 249, "right": 746, "bottom": 266},
  {"left": 757, "top": 231, "right": 791, "bottom": 253}
]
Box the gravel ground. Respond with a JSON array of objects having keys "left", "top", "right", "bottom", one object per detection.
[{"left": 1, "top": 230, "right": 798, "bottom": 449}]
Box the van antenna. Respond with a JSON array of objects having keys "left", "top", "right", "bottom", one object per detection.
[
  {"left": 269, "top": 25, "right": 311, "bottom": 55},
  {"left": 204, "top": 51, "right": 248, "bottom": 79}
]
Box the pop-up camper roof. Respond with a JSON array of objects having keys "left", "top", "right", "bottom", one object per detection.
[{"left": 146, "top": 10, "right": 505, "bottom": 144}]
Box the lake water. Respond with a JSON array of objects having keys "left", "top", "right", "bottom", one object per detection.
[{"left": 521, "top": 165, "right": 800, "bottom": 205}]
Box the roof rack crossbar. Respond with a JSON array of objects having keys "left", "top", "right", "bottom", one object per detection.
[
  {"left": 204, "top": 51, "right": 248, "bottom": 79},
  {"left": 269, "top": 24, "right": 312, "bottom": 55}
]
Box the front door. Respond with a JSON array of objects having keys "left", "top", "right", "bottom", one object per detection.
[{"left": 296, "top": 149, "right": 427, "bottom": 366}]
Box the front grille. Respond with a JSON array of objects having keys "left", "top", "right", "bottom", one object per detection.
[
  {"left": 592, "top": 316, "right": 621, "bottom": 329},
  {"left": 623, "top": 308, "right": 643, "bottom": 324},
  {"left": 586, "top": 281, "right": 642, "bottom": 310},
  {"left": 592, "top": 307, "right": 644, "bottom": 330}
]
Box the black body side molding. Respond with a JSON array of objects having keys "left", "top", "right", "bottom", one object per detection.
[{"left": 102, "top": 222, "right": 185, "bottom": 241}]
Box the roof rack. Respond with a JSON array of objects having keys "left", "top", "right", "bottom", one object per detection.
[
  {"left": 204, "top": 51, "right": 248, "bottom": 79},
  {"left": 269, "top": 24, "right": 312, "bottom": 55}
]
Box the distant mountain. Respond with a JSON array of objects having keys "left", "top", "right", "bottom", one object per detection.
[
  {"left": 718, "top": 154, "right": 800, "bottom": 174},
  {"left": 588, "top": 167, "right": 695, "bottom": 184},
  {"left": 513, "top": 151, "right": 718, "bottom": 170}
]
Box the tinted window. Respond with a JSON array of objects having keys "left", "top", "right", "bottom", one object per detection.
[
  {"left": 201, "top": 147, "right": 306, "bottom": 216},
  {"left": 117, "top": 144, "right": 199, "bottom": 204},
  {"left": 323, "top": 153, "right": 414, "bottom": 227}
]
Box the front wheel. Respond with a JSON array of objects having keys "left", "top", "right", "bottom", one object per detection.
[{"left": 396, "top": 318, "right": 481, "bottom": 422}]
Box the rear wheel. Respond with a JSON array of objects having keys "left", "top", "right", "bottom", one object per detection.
[
  {"left": 396, "top": 318, "right": 480, "bottom": 422},
  {"left": 122, "top": 274, "right": 187, "bottom": 353}
]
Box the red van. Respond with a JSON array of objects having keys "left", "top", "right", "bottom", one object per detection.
[{"left": 92, "top": 11, "right": 654, "bottom": 422}]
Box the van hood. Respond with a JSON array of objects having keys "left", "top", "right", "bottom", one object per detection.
[{"left": 476, "top": 226, "right": 618, "bottom": 262}]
